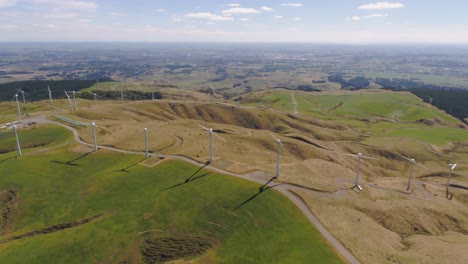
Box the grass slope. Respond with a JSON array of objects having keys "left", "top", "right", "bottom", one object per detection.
[
  {"left": 0, "top": 141, "right": 341, "bottom": 263},
  {"left": 0, "top": 125, "right": 72, "bottom": 154}
]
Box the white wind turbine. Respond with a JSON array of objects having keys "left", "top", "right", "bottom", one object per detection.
[
  {"left": 144, "top": 128, "right": 149, "bottom": 159},
  {"left": 16, "top": 89, "right": 29, "bottom": 104},
  {"left": 87, "top": 91, "right": 100, "bottom": 101},
  {"left": 269, "top": 132, "right": 289, "bottom": 179},
  {"left": 72, "top": 90, "right": 77, "bottom": 110},
  {"left": 48, "top": 86, "right": 53, "bottom": 105},
  {"left": 195, "top": 121, "right": 226, "bottom": 163},
  {"left": 13, "top": 125, "right": 22, "bottom": 156},
  {"left": 446, "top": 163, "right": 457, "bottom": 192},
  {"left": 400, "top": 155, "right": 426, "bottom": 191},
  {"left": 64, "top": 91, "right": 73, "bottom": 110},
  {"left": 347, "top": 152, "right": 378, "bottom": 191},
  {"left": 11, "top": 93, "right": 21, "bottom": 118},
  {"left": 91, "top": 122, "right": 98, "bottom": 151}
]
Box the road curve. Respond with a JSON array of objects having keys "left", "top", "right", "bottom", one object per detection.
[{"left": 21, "top": 116, "right": 360, "bottom": 264}]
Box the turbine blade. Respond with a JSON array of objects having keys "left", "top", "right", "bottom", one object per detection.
[
  {"left": 212, "top": 131, "right": 227, "bottom": 142},
  {"left": 415, "top": 162, "right": 427, "bottom": 169},
  {"left": 269, "top": 131, "right": 279, "bottom": 141},
  {"left": 361, "top": 155, "right": 378, "bottom": 160},
  {"left": 399, "top": 154, "right": 414, "bottom": 162},
  {"left": 194, "top": 121, "right": 209, "bottom": 131}
]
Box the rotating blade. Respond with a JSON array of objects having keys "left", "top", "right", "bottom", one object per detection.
[
  {"left": 194, "top": 121, "right": 209, "bottom": 131},
  {"left": 212, "top": 131, "right": 227, "bottom": 142},
  {"left": 399, "top": 154, "right": 415, "bottom": 163}
]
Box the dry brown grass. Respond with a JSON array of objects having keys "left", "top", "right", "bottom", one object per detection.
[{"left": 2, "top": 92, "right": 467, "bottom": 264}]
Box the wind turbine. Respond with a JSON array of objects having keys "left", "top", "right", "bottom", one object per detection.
[
  {"left": 400, "top": 155, "right": 426, "bottom": 191},
  {"left": 144, "top": 128, "right": 149, "bottom": 159},
  {"left": 64, "top": 91, "right": 72, "bottom": 109},
  {"left": 446, "top": 163, "right": 457, "bottom": 192},
  {"left": 13, "top": 125, "right": 22, "bottom": 156},
  {"left": 16, "top": 89, "right": 28, "bottom": 104},
  {"left": 72, "top": 90, "right": 77, "bottom": 110},
  {"left": 347, "top": 153, "right": 378, "bottom": 191},
  {"left": 194, "top": 121, "right": 226, "bottom": 163},
  {"left": 269, "top": 132, "right": 288, "bottom": 179},
  {"left": 91, "top": 122, "right": 98, "bottom": 151},
  {"left": 87, "top": 91, "right": 99, "bottom": 101},
  {"left": 48, "top": 86, "right": 53, "bottom": 105},
  {"left": 12, "top": 93, "right": 21, "bottom": 118}
]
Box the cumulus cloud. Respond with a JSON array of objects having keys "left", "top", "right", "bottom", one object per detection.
[
  {"left": 260, "top": 6, "right": 274, "bottom": 11},
  {"left": 155, "top": 8, "right": 165, "bottom": 12},
  {"left": 227, "top": 3, "right": 240, "bottom": 7},
  {"left": 222, "top": 7, "right": 260, "bottom": 14},
  {"left": 348, "top": 13, "right": 388, "bottom": 21},
  {"left": 274, "top": 16, "right": 283, "bottom": 19},
  {"left": 280, "top": 3, "right": 303, "bottom": 7},
  {"left": 240, "top": 18, "right": 249, "bottom": 21},
  {"left": 293, "top": 17, "right": 301, "bottom": 21},
  {"left": 358, "top": 2, "right": 405, "bottom": 10},
  {"left": 185, "top": 12, "right": 233, "bottom": 21},
  {"left": 0, "top": 0, "right": 16, "bottom": 8}
]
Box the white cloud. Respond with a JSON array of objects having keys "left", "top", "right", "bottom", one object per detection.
[
  {"left": 348, "top": 13, "right": 388, "bottom": 21},
  {"left": 109, "top": 12, "right": 126, "bottom": 16},
  {"left": 367, "top": 13, "right": 388, "bottom": 17},
  {"left": 293, "top": 17, "right": 301, "bottom": 21},
  {"left": 222, "top": 7, "right": 260, "bottom": 14},
  {"left": 274, "top": 16, "right": 283, "bottom": 19},
  {"left": 240, "top": 18, "right": 249, "bottom": 21},
  {"left": 227, "top": 3, "right": 240, "bottom": 7},
  {"left": 185, "top": 12, "right": 216, "bottom": 19},
  {"left": 0, "top": 0, "right": 16, "bottom": 8},
  {"left": 358, "top": 2, "right": 404, "bottom": 10},
  {"left": 185, "top": 12, "right": 233, "bottom": 21},
  {"left": 30, "top": 0, "right": 98, "bottom": 10},
  {"left": 260, "top": 6, "right": 274, "bottom": 11},
  {"left": 155, "top": 8, "right": 165, "bottom": 13},
  {"left": 280, "top": 3, "right": 303, "bottom": 7}
]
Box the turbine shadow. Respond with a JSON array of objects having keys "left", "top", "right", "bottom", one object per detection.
[
  {"left": 113, "top": 158, "right": 145, "bottom": 173},
  {"left": 0, "top": 156, "right": 16, "bottom": 165},
  {"left": 51, "top": 151, "right": 93, "bottom": 166},
  {"left": 235, "top": 177, "right": 280, "bottom": 211},
  {"left": 160, "top": 164, "right": 210, "bottom": 191}
]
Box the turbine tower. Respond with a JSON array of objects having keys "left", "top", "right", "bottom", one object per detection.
[
  {"left": 72, "top": 90, "right": 77, "bottom": 110},
  {"left": 48, "top": 86, "right": 53, "bottom": 105},
  {"left": 91, "top": 122, "right": 98, "bottom": 151},
  {"left": 400, "top": 155, "right": 425, "bottom": 191},
  {"left": 12, "top": 93, "right": 21, "bottom": 118},
  {"left": 144, "top": 128, "right": 149, "bottom": 159},
  {"left": 195, "top": 122, "right": 226, "bottom": 163},
  {"left": 87, "top": 91, "right": 99, "bottom": 101},
  {"left": 13, "top": 125, "right": 22, "bottom": 156},
  {"left": 347, "top": 153, "right": 378, "bottom": 191},
  {"left": 16, "top": 89, "right": 28, "bottom": 104},
  {"left": 446, "top": 163, "right": 457, "bottom": 192},
  {"left": 269, "top": 132, "right": 287, "bottom": 179},
  {"left": 64, "top": 91, "right": 72, "bottom": 110}
]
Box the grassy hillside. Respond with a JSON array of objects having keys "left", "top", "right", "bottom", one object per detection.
[
  {"left": 0, "top": 128, "right": 342, "bottom": 263},
  {"left": 0, "top": 125, "right": 72, "bottom": 153}
]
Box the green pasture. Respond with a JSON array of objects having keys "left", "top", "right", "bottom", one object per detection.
[
  {"left": 0, "top": 130, "right": 341, "bottom": 263},
  {"left": 0, "top": 125, "right": 72, "bottom": 154}
]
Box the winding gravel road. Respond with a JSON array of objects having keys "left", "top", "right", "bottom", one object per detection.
[{"left": 20, "top": 115, "right": 360, "bottom": 264}]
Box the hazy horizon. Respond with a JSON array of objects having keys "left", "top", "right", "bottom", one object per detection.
[{"left": 1, "top": 1, "right": 468, "bottom": 44}]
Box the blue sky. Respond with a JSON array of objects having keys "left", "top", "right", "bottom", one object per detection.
[{"left": 0, "top": 0, "right": 467, "bottom": 43}]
